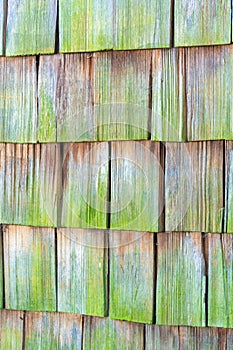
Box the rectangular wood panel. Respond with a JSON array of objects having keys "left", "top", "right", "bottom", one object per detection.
[
  {"left": 111, "top": 141, "right": 162, "bottom": 232},
  {"left": 94, "top": 50, "right": 151, "bottom": 141},
  {"left": 0, "top": 144, "right": 58, "bottom": 227},
  {"left": 179, "top": 327, "right": 227, "bottom": 350},
  {"left": 156, "top": 232, "right": 206, "bottom": 326},
  {"left": 0, "top": 57, "right": 37, "bottom": 142},
  {"left": 225, "top": 142, "right": 233, "bottom": 232},
  {"left": 174, "top": 0, "right": 231, "bottom": 47},
  {"left": 186, "top": 46, "right": 233, "bottom": 141},
  {"left": 114, "top": 0, "right": 171, "bottom": 49},
  {"left": 145, "top": 325, "right": 179, "bottom": 350},
  {"left": 0, "top": 228, "right": 2, "bottom": 310},
  {"left": 25, "top": 312, "right": 82, "bottom": 349},
  {"left": 110, "top": 231, "right": 154, "bottom": 323},
  {"left": 0, "top": 0, "right": 3, "bottom": 55},
  {"left": 6, "top": 0, "right": 57, "bottom": 55},
  {"left": 4, "top": 225, "right": 56, "bottom": 311},
  {"left": 61, "top": 142, "right": 108, "bottom": 229},
  {"left": 151, "top": 48, "right": 186, "bottom": 141},
  {"left": 83, "top": 316, "right": 144, "bottom": 350},
  {"left": 165, "top": 141, "right": 223, "bottom": 232},
  {"left": 0, "top": 310, "right": 24, "bottom": 350},
  {"left": 57, "top": 228, "right": 108, "bottom": 316},
  {"left": 59, "top": 0, "right": 113, "bottom": 53}
]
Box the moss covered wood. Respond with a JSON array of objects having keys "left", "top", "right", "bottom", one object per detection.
[
  {"left": 0, "top": 57, "right": 37, "bottom": 142},
  {"left": 25, "top": 312, "right": 82, "bottom": 349},
  {"left": 0, "top": 144, "right": 58, "bottom": 227},
  {"left": 109, "top": 231, "right": 154, "bottom": 323},
  {"left": 57, "top": 228, "right": 108, "bottom": 316},
  {"left": 186, "top": 46, "right": 233, "bottom": 141},
  {"left": 83, "top": 316, "right": 144, "bottom": 350},
  {"left": 61, "top": 142, "right": 108, "bottom": 229},
  {"left": 0, "top": 310, "right": 24, "bottom": 350},
  {"left": 6, "top": 0, "right": 57, "bottom": 56},
  {"left": 0, "top": 0, "right": 3, "bottom": 55},
  {"left": 165, "top": 141, "right": 223, "bottom": 232},
  {"left": 225, "top": 142, "right": 233, "bottom": 232},
  {"left": 4, "top": 225, "right": 56, "bottom": 311},
  {"left": 0, "top": 228, "right": 2, "bottom": 310},
  {"left": 110, "top": 141, "right": 162, "bottom": 231},
  {"left": 156, "top": 232, "right": 206, "bottom": 326},
  {"left": 145, "top": 325, "right": 179, "bottom": 350},
  {"left": 174, "top": 0, "right": 231, "bottom": 47},
  {"left": 152, "top": 48, "right": 186, "bottom": 142}
]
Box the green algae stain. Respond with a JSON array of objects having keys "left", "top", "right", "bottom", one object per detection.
[{"left": 38, "top": 91, "right": 56, "bottom": 142}]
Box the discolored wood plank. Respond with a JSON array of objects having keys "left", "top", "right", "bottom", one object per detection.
[
  {"left": 57, "top": 228, "right": 108, "bottom": 316},
  {"left": 83, "top": 316, "right": 144, "bottom": 350},
  {"left": 225, "top": 142, "right": 233, "bottom": 232},
  {"left": 59, "top": 0, "right": 113, "bottom": 53},
  {"left": 174, "top": 0, "right": 231, "bottom": 47},
  {"left": 151, "top": 48, "right": 186, "bottom": 141},
  {"left": 0, "top": 0, "right": 3, "bottom": 55},
  {"left": 145, "top": 325, "right": 179, "bottom": 350},
  {"left": 4, "top": 225, "right": 56, "bottom": 311},
  {"left": 110, "top": 231, "right": 154, "bottom": 323},
  {"left": 179, "top": 327, "right": 226, "bottom": 350},
  {"left": 111, "top": 141, "right": 162, "bottom": 232},
  {"left": 61, "top": 142, "right": 108, "bottom": 229},
  {"left": 0, "top": 310, "right": 24, "bottom": 350},
  {"left": 114, "top": 0, "right": 171, "bottom": 50},
  {"left": 6, "top": 0, "right": 57, "bottom": 56},
  {"left": 25, "top": 312, "right": 82, "bottom": 349},
  {"left": 207, "top": 234, "right": 233, "bottom": 328},
  {"left": 186, "top": 46, "right": 233, "bottom": 141},
  {"left": 0, "top": 229, "right": 2, "bottom": 310},
  {"left": 156, "top": 232, "right": 206, "bottom": 326},
  {"left": 0, "top": 57, "right": 37, "bottom": 142},
  {"left": 0, "top": 144, "right": 58, "bottom": 227},
  {"left": 165, "top": 141, "right": 223, "bottom": 232},
  {"left": 94, "top": 50, "right": 151, "bottom": 141}
]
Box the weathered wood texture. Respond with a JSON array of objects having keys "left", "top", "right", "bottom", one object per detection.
[
  {"left": 225, "top": 142, "right": 233, "bottom": 232},
  {"left": 61, "top": 142, "right": 108, "bottom": 229},
  {"left": 145, "top": 325, "right": 179, "bottom": 350},
  {"left": 110, "top": 231, "right": 154, "bottom": 323},
  {"left": 0, "top": 310, "right": 24, "bottom": 350},
  {"left": 83, "top": 316, "right": 144, "bottom": 350},
  {"left": 6, "top": 0, "right": 57, "bottom": 56},
  {"left": 0, "top": 228, "right": 2, "bottom": 310},
  {"left": 111, "top": 141, "right": 162, "bottom": 231},
  {"left": 207, "top": 234, "right": 233, "bottom": 328},
  {"left": 94, "top": 50, "right": 151, "bottom": 141},
  {"left": 0, "top": 144, "right": 58, "bottom": 227},
  {"left": 4, "top": 225, "right": 56, "bottom": 311},
  {"left": 151, "top": 48, "right": 186, "bottom": 141},
  {"left": 25, "top": 312, "right": 82, "bottom": 349},
  {"left": 174, "top": 0, "right": 231, "bottom": 47},
  {"left": 57, "top": 228, "right": 108, "bottom": 316},
  {"left": 59, "top": 0, "right": 113, "bottom": 52},
  {"left": 186, "top": 46, "right": 233, "bottom": 141},
  {"left": 156, "top": 232, "right": 206, "bottom": 326},
  {"left": 165, "top": 141, "right": 223, "bottom": 232},
  {"left": 0, "top": 0, "right": 3, "bottom": 55},
  {"left": 0, "top": 57, "right": 37, "bottom": 142},
  {"left": 114, "top": 0, "right": 171, "bottom": 50}
]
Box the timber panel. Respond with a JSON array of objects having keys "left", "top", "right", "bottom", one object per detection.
[
  {"left": 0, "top": 310, "right": 24, "bottom": 350},
  {"left": 145, "top": 325, "right": 179, "bottom": 350},
  {"left": 225, "top": 142, "right": 233, "bottom": 232},
  {"left": 0, "top": 0, "right": 3, "bottom": 55}
]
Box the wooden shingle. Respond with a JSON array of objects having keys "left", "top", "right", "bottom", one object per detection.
[{"left": 0, "top": 310, "right": 24, "bottom": 350}]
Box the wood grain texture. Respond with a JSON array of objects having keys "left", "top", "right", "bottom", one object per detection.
[
  {"left": 114, "top": 0, "right": 171, "bottom": 49},
  {"left": 145, "top": 325, "right": 179, "bottom": 350},
  {"left": 0, "top": 310, "right": 24, "bottom": 350},
  {"left": 111, "top": 141, "right": 162, "bottom": 232},
  {"left": 59, "top": 0, "right": 113, "bottom": 53},
  {"left": 83, "top": 316, "right": 144, "bottom": 350},
  {"left": 156, "top": 232, "right": 206, "bottom": 326},
  {"left": 94, "top": 50, "right": 150, "bottom": 141},
  {"left": 110, "top": 231, "right": 154, "bottom": 323},
  {"left": 0, "top": 57, "right": 37, "bottom": 142},
  {"left": 61, "top": 142, "right": 108, "bottom": 229},
  {"left": 0, "top": 0, "right": 3, "bottom": 55},
  {"left": 4, "top": 225, "right": 56, "bottom": 311},
  {"left": 57, "top": 228, "right": 108, "bottom": 316},
  {"left": 165, "top": 141, "right": 223, "bottom": 232},
  {"left": 151, "top": 48, "right": 186, "bottom": 141},
  {"left": 0, "top": 144, "right": 58, "bottom": 227},
  {"left": 174, "top": 0, "right": 231, "bottom": 47},
  {"left": 25, "top": 312, "right": 82, "bottom": 349},
  {"left": 225, "top": 142, "right": 233, "bottom": 232},
  {"left": 179, "top": 327, "right": 228, "bottom": 350},
  {"left": 207, "top": 234, "right": 233, "bottom": 328},
  {"left": 0, "top": 228, "right": 2, "bottom": 310},
  {"left": 186, "top": 46, "right": 233, "bottom": 141},
  {"left": 6, "top": 0, "right": 57, "bottom": 56}
]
